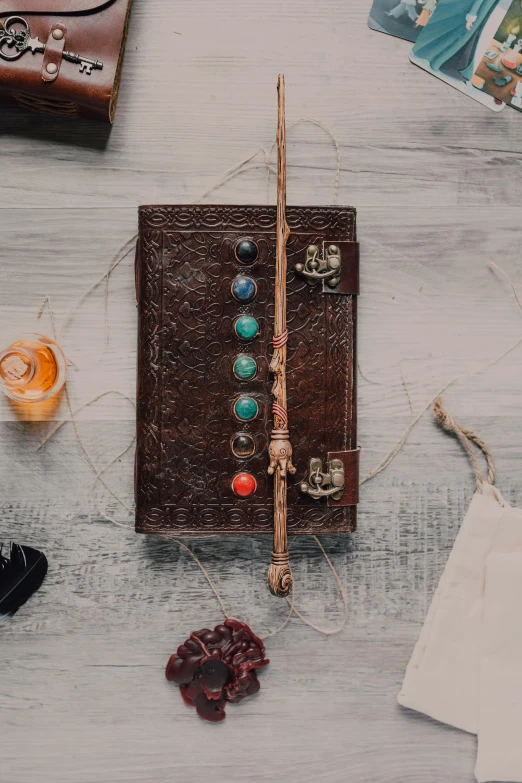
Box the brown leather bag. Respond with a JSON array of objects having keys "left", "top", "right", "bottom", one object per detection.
[
  {"left": 135, "top": 204, "right": 359, "bottom": 537},
  {"left": 0, "top": 0, "right": 132, "bottom": 122}
]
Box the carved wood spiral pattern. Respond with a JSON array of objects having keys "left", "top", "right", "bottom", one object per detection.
[
  {"left": 268, "top": 552, "right": 293, "bottom": 597},
  {"left": 136, "top": 206, "right": 357, "bottom": 536}
]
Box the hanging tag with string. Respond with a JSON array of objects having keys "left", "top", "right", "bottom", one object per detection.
[{"left": 398, "top": 396, "right": 522, "bottom": 783}]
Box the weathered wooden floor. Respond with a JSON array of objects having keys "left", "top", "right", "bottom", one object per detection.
[{"left": 1, "top": 1, "right": 522, "bottom": 781}]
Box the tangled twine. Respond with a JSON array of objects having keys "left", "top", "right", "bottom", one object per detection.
[
  {"left": 36, "top": 118, "right": 348, "bottom": 639},
  {"left": 32, "top": 124, "right": 522, "bottom": 637},
  {"left": 433, "top": 396, "right": 495, "bottom": 492}
]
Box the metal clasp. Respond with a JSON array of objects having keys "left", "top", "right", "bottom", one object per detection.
[
  {"left": 299, "top": 457, "right": 345, "bottom": 501},
  {"left": 295, "top": 244, "right": 341, "bottom": 288}
]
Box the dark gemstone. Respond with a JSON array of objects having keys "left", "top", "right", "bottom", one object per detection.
[
  {"left": 231, "top": 276, "right": 257, "bottom": 303},
  {"left": 231, "top": 434, "right": 256, "bottom": 459},
  {"left": 235, "top": 239, "right": 259, "bottom": 265}
]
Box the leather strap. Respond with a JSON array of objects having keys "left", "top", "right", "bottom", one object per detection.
[
  {"left": 0, "top": 0, "right": 113, "bottom": 13},
  {"left": 134, "top": 238, "right": 140, "bottom": 303},
  {"left": 327, "top": 448, "right": 360, "bottom": 507},
  {"left": 41, "top": 21, "right": 65, "bottom": 82}
]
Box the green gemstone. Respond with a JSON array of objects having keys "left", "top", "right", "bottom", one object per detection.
[
  {"left": 234, "top": 316, "right": 259, "bottom": 341},
  {"left": 234, "top": 396, "right": 258, "bottom": 422},
  {"left": 233, "top": 356, "right": 257, "bottom": 381}
]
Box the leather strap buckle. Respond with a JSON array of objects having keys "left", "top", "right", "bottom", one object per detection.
[
  {"left": 295, "top": 240, "right": 359, "bottom": 295},
  {"left": 327, "top": 448, "right": 360, "bottom": 507},
  {"left": 41, "top": 23, "right": 66, "bottom": 83}
]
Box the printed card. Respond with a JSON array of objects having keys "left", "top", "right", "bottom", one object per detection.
[
  {"left": 368, "top": 0, "right": 439, "bottom": 43},
  {"left": 410, "top": 0, "right": 507, "bottom": 112},
  {"left": 472, "top": 0, "right": 522, "bottom": 111}
]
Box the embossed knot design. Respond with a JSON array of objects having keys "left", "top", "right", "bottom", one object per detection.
[{"left": 136, "top": 207, "right": 356, "bottom": 535}]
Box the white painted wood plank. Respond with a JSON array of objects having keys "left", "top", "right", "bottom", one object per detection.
[
  {"left": 0, "top": 627, "right": 478, "bottom": 783},
  {"left": 1, "top": 0, "right": 521, "bottom": 780}
]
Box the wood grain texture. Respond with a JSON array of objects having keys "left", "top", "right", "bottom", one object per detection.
[
  {"left": 268, "top": 73, "right": 294, "bottom": 596},
  {"left": 1, "top": 0, "right": 522, "bottom": 780}
]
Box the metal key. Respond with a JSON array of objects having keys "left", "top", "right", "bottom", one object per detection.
[
  {"left": 62, "top": 52, "right": 103, "bottom": 76},
  {"left": 0, "top": 16, "right": 103, "bottom": 75}
]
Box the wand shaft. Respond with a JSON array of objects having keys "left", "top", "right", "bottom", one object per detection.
[{"left": 267, "top": 75, "right": 295, "bottom": 597}]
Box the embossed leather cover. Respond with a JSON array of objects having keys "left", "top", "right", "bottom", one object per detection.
[
  {"left": 136, "top": 205, "right": 358, "bottom": 536},
  {"left": 0, "top": 0, "right": 132, "bottom": 122}
]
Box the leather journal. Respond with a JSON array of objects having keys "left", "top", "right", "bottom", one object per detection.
[
  {"left": 0, "top": 0, "right": 132, "bottom": 122},
  {"left": 135, "top": 204, "right": 359, "bottom": 538}
]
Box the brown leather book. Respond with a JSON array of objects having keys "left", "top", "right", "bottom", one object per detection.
[
  {"left": 0, "top": 0, "right": 132, "bottom": 123},
  {"left": 135, "top": 204, "right": 359, "bottom": 536}
]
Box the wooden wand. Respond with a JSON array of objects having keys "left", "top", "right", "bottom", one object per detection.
[{"left": 267, "top": 74, "right": 296, "bottom": 597}]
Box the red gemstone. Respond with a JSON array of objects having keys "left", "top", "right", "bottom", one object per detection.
[{"left": 232, "top": 473, "right": 257, "bottom": 498}]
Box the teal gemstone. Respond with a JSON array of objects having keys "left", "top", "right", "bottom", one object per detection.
[
  {"left": 233, "top": 356, "right": 257, "bottom": 381},
  {"left": 234, "top": 316, "right": 259, "bottom": 341},
  {"left": 234, "top": 396, "right": 258, "bottom": 422}
]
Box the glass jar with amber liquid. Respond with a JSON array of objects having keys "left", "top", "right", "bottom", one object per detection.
[{"left": 0, "top": 334, "right": 67, "bottom": 403}]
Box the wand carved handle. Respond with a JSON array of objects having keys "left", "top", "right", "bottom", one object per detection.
[
  {"left": 267, "top": 74, "right": 295, "bottom": 597},
  {"left": 268, "top": 428, "right": 295, "bottom": 596}
]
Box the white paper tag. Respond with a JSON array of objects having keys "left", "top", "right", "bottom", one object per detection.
[{"left": 398, "top": 484, "right": 522, "bottom": 782}]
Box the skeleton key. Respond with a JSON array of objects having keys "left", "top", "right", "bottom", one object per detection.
[
  {"left": 0, "top": 16, "right": 103, "bottom": 75},
  {"left": 62, "top": 52, "right": 103, "bottom": 75}
]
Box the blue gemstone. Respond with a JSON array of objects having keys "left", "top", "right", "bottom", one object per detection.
[{"left": 231, "top": 276, "right": 257, "bottom": 303}]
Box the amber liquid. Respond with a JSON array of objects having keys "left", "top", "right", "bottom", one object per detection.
[{"left": 0, "top": 337, "right": 64, "bottom": 402}]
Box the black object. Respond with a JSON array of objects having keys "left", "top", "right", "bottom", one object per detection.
[
  {"left": 231, "top": 434, "right": 256, "bottom": 459},
  {"left": 0, "top": 542, "right": 48, "bottom": 616},
  {"left": 234, "top": 239, "right": 259, "bottom": 265}
]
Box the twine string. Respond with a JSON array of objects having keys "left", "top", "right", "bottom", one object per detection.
[
  {"left": 38, "top": 299, "right": 137, "bottom": 523},
  {"left": 34, "top": 127, "right": 520, "bottom": 637},
  {"left": 360, "top": 374, "right": 458, "bottom": 486},
  {"left": 359, "top": 260, "right": 522, "bottom": 487},
  {"left": 283, "top": 535, "right": 349, "bottom": 637},
  {"left": 59, "top": 238, "right": 138, "bottom": 354},
  {"left": 433, "top": 395, "right": 495, "bottom": 492},
  {"left": 165, "top": 536, "right": 231, "bottom": 622},
  {"left": 266, "top": 118, "right": 342, "bottom": 205},
  {"left": 36, "top": 118, "right": 350, "bottom": 638}
]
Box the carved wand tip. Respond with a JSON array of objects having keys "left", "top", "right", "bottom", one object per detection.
[{"left": 268, "top": 553, "right": 293, "bottom": 597}]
